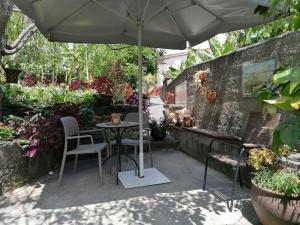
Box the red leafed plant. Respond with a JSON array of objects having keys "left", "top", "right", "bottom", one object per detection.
[
  {"left": 90, "top": 76, "right": 112, "bottom": 95},
  {"left": 9, "top": 103, "right": 81, "bottom": 158},
  {"left": 69, "top": 80, "right": 89, "bottom": 91},
  {"left": 23, "top": 73, "right": 38, "bottom": 87}
]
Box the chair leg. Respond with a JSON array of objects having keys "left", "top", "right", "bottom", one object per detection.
[
  {"left": 203, "top": 156, "right": 209, "bottom": 190},
  {"left": 73, "top": 154, "right": 78, "bottom": 173},
  {"left": 148, "top": 142, "right": 153, "bottom": 167},
  {"left": 124, "top": 145, "right": 128, "bottom": 166},
  {"left": 98, "top": 152, "right": 103, "bottom": 184},
  {"left": 134, "top": 145, "right": 137, "bottom": 161},
  {"left": 58, "top": 153, "right": 67, "bottom": 185},
  {"left": 106, "top": 146, "right": 110, "bottom": 158},
  {"left": 238, "top": 169, "right": 243, "bottom": 188},
  {"left": 229, "top": 148, "right": 245, "bottom": 212},
  {"left": 134, "top": 145, "right": 138, "bottom": 176}
]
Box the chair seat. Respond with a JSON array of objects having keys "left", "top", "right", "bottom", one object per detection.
[
  {"left": 67, "top": 143, "right": 107, "bottom": 155},
  {"left": 110, "top": 138, "right": 150, "bottom": 146},
  {"left": 209, "top": 153, "right": 247, "bottom": 167}
]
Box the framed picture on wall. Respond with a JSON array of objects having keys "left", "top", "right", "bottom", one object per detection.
[{"left": 242, "top": 59, "right": 276, "bottom": 97}]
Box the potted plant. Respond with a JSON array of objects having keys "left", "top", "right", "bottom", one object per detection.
[
  {"left": 149, "top": 118, "right": 170, "bottom": 141},
  {"left": 248, "top": 146, "right": 300, "bottom": 225},
  {"left": 250, "top": 62, "right": 300, "bottom": 224}
]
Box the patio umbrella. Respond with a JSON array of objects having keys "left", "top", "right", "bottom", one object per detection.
[{"left": 13, "top": 0, "right": 270, "bottom": 180}]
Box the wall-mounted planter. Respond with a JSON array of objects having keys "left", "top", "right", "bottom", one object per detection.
[
  {"left": 197, "top": 70, "right": 206, "bottom": 83},
  {"left": 206, "top": 89, "right": 217, "bottom": 103}
]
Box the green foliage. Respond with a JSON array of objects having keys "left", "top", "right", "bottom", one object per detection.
[
  {"left": 253, "top": 168, "right": 300, "bottom": 197},
  {"left": 0, "top": 126, "right": 14, "bottom": 140},
  {"left": 2, "top": 84, "right": 99, "bottom": 114},
  {"left": 3, "top": 11, "right": 162, "bottom": 88},
  {"left": 256, "top": 66, "right": 300, "bottom": 154},
  {"left": 248, "top": 147, "right": 277, "bottom": 170},
  {"left": 249, "top": 145, "right": 300, "bottom": 197}
]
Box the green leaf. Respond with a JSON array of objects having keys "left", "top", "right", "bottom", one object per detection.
[
  {"left": 289, "top": 66, "right": 300, "bottom": 94},
  {"left": 293, "top": 16, "right": 300, "bottom": 30},
  {"left": 280, "top": 124, "right": 300, "bottom": 149},
  {"left": 265, "top": 97, "right": 295, "bottom": 111},
  {"left": 272, "top": 0, "right": 280, "bottom": 7},
  {"left": 264, "top": 96, "right": 290, "bottom": 104},
  {"left": 290, "top": 98, "right": 300, "bottom": 110},
  {"left": 273, "top": 68, "right": 292, "bottom": 84}
]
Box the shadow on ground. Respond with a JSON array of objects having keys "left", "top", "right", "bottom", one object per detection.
[{"left": 0, "top": 149, "right": 260, "bottom": 225}]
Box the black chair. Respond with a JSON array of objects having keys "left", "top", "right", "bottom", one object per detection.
[{"left": 202, "top": 112, "right": 281, "bottom": 211}]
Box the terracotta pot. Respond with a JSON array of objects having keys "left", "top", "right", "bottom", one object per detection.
[
  {"left": 143, "top": 93, "right": 149, "bottom": 99},
  {"left": 111, "top": 113, "right": 121, "bottom": 125},
  {"left": 151, "top": 128, "right": 167, "bottom": 141},
  {"left": 206, "top": 89, "right": 217, "bottom": 103},
  {"left": 4, "top": 68, "right": 22, "bottom": 83},
  {"left": 198, "top": 70, "right": 206, "bottom": 82},
  {"left": 251, "top": 181, "right": 300, "bottom": 225}
]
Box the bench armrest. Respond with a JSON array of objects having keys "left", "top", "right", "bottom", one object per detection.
[{"left": 216, "top": 135, "right": 242, "bottom": 144}]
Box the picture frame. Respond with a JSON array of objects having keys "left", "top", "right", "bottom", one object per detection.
[{"left": 242, "top": 59, "right": 276, "bottom": 97}]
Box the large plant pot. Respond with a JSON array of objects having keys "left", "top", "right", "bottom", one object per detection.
[
  {"left": 151, "top": 129, "right": 167, "bottom": 141},
  {"left": 251, "top": 181, "right": 300, "bottom": 225},
  {"left": 3, "top": 68, "right": 22, "bottom": 83}
]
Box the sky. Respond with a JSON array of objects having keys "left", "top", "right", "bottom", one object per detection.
[{"left": 164, "top": 33, "right": 227, "bottom": 55}]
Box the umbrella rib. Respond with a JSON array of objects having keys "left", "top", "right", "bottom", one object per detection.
[
  {"left": 91, "top": 0, "right": 136, "bottom": 25},
  {"left": 141, "top": 0, "right": 151, "bottom": 22},
  {"left": 143, "top": 0, "right": 176, "bottom": 23},
  {"left": 160, "top": 0, "right": 188, "bottom": 41},
  {"left": 121, "top": 0, "right": 138, "bottom": 23},
  {"left": 49, "top": 0, "right": 90, "bottom": 31}
]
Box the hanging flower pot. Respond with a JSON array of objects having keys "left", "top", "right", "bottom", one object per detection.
[
  {"left": 197, "top": 70, "right": 206, "bottom": 83},
  {"left": 206, "top": 89, "right": 217, "bottom": 103}
]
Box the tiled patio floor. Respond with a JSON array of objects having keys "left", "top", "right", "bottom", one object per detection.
[{"left": 0, "top": 149, "right": 260, "bottom": 225}]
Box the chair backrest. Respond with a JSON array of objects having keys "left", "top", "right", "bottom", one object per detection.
[
  {"left": 60, "top": 116, "right": 80, "bottom": 137},
  {"left": 124, "top": 112, "right": 150, "bottom": 129},
  {"left": 242, "top": 112, "right": 281, "bottom": 147}
]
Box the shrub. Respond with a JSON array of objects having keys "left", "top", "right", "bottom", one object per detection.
[
  {"left": 253, "top": 168, "right": 300, "bottom": 197},
  {"left": 0, "top": 126, "right": 14, "bottom": 141},
  {"left": 22, "top": 73, "right": 38, "bottom": 87},
  {"left": 2, "top": 84, "right": 98, "bottom": 116},
  {"left": 90, "top": 76, "right": 111, "bottom": 95},
  {"left": 69, "top": 80, "right": 89, "bottom": 91},
  {"left": 5, "top": 103, "right": 80, "bottom": 158}
]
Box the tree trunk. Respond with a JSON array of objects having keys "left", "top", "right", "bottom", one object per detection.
[
  {"left": 0, "top": 0, "right": 13, "bottom": 120},
  {"left": 0, "top": 0, "right": 13, "bottom": 65}
]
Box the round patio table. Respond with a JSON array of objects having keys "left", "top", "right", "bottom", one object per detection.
[{"left": 96, "top": 121, "right": 140, "bottom": 184}]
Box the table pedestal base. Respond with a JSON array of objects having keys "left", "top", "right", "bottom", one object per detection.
[{"left": 118, "top": 168, "right": 171, "bottom": 189}]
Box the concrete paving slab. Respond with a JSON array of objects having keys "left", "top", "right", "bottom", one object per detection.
[{"left": 0, "top": 149, "right": 261, "bottom": 225}]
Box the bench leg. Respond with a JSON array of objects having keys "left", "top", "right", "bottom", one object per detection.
[
  {"left": 203, "top": 156, "right": 209, "bottom": 190},
  {"left": 230, "top": 148, "right": 245, "bottom": 212}
]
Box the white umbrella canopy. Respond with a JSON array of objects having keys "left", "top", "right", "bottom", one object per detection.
[
  {"left": 13, "top": 0, "right": 269, "bottom": 179},
  {"left": 14, "top": 0, "right": 269, "bottom": 49}
]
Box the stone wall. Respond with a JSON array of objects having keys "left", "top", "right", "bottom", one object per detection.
[
  {"left": 164, "top": 31, "right": 300, "bottom": 186},
  {"left": 163, "top": 31, "right": 300, "bottom": 136},
  {"left": 0, "top": 142, "right": 58, "bottom": 195}
]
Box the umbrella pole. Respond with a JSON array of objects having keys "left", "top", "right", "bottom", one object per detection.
[{"left": 138, "top": 23, "right": 144, "bottom": 178}]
